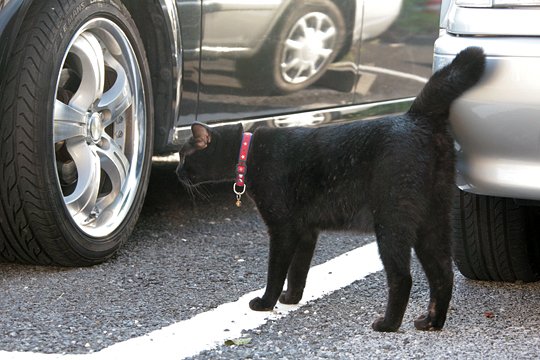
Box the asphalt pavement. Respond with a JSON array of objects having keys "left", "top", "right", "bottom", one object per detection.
[{"left": 0, "top": 160, "right": 539, "bottom": 359}]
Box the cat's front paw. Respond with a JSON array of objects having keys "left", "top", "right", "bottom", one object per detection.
[
  {"left": 372, "top": 317, "right": 400, "bottom": 332},
  {"left": 249, "top": 297, "right": 275, "bottom": 311},
  {"left": 414, "top": 314, "right": 444, "bottom": 331},
  {"left": 279, "top": 291, "right": 302, "bottom": 305}
]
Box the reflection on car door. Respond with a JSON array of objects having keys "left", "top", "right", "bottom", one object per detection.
[
  {"left": 354, "top": 0, "right": 439, "bottom": 105},
  {"left": 184, "top": 0, "right": 440, "bottom": 127},
  {"left": 195, "top": 0, "right": 360, "bottom": 125}
]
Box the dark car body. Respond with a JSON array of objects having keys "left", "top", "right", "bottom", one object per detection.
[{"left": 0, "top": 0, "right": 440, "bottom": 265}]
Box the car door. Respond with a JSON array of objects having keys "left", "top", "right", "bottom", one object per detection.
[
  {"left": 194, "top": 0, "right": 360, "bottom": 125},
  {"left": 354, "top": 0, "right": 440, "bottom": 106}
]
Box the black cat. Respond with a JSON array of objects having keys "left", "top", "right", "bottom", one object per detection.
[{"left": 176, "top": 47, "right": 485, "bottom": 332}]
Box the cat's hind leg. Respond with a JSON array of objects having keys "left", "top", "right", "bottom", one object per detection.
[
  {"left": 279, "top": 229, "right": 318, "bottom": 305},
  {"left": 371, "top": 223, "right": 414, "bottom": 332},
  {"left": 249, "top": 225, "right": 301, "bottom": 311},
  {"left": 413, "top": 222, "right": 453, "bottom": 331}
]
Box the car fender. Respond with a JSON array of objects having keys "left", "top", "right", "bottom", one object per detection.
[
  {"left": 156, "top": 0, "right": 182, "bottom": 127},
  {"left": 124, "top": 0, "right": 188, "bottom": 152}
]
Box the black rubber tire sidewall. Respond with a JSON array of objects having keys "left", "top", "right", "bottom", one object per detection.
[
  {"left": 0, "top": 0, "right": 154, "bottom": 266},
  {"left": 452, "top": 190, "right": 539, "bottom": 282}
]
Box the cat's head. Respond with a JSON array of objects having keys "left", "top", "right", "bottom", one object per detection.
[{"left": 176, "top": 122, "right": 243, "bottom": 186}]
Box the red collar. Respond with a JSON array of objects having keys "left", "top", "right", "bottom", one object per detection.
[
  {"left": 235, "top": 132, "right": 252, "bottom": 187},
  {"left": 233, "top": 132, "right": 252, "bottom": 206}
]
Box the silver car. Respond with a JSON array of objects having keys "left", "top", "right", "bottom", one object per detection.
[{"left": 434, "top": 0, "right": 540, "bottom": 282}]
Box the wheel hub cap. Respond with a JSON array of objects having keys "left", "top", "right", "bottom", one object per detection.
[
  {"left": 88, "top": 112, "right": 103, "bottom": 143},
  {"left": 301, "top": 29, "right": 323, "bottom": 64}
]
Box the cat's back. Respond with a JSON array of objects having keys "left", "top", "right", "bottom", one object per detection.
[
  {"left": 252, "top": 119, "right": 407, "bottom": 185},
  {"left": 254, "top": 118, "right": 398, "bottom": 151},
  {"left": 248, "top": 116, "right": 438, "bottom": 228}
]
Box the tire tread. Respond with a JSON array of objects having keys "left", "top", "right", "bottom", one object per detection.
[
  {"left": 0, "top": 0, "right": 152, "bottom": 266},
  {"left": 452, "top": 191, "right": 538, "bottom": 282}
]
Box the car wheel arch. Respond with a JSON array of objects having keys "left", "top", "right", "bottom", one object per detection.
[{"left": 123, "top": 0, "right": 182, "bottom": 153}]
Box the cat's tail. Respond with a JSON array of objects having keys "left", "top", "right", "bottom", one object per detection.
[{"left": 408, "top": 46, "right": 485, "bottom": 121}]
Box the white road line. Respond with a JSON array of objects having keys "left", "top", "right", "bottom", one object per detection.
[{"left": 0, "top": 242, "right": 383, "bottom": 360}]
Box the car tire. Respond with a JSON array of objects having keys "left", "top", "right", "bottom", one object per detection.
[
  {"left": 238, "top": 0, "right": 345, "bottom": 94},
  {"left": 0, "top": 0, "right": 153, "bottom": 266},
  {"left": 452, "top": 190, "right": 539, "bottom": 282}
]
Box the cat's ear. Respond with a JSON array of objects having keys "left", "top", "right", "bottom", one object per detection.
[
  {"left": 179, "top": 122, "right": 212, "bottom": 156},
  {"left": 191, "top": 122, "right": 212, "bottom": 150}
]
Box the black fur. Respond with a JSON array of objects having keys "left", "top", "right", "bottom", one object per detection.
[{"left": 176, "top": 47, "right": 486, "bottom": 332}]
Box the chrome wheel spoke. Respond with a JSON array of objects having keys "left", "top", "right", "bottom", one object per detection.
[
  {"left": 98, "top": 52, "right": 132, "bottom": 126},
  {"left": 317, "top": 48, "right": 333, "bottom": 61},
  {"left": 285, "top": 39, "right": 303, "bottom": 51},
  {"left": 293, "top": 63, "right": 308, "bottom": 81},
  {"left": 64, "top": 139, "right": 101, "bottom": 219},
  {"left": 53, "top": 99, "right": 87, "bottom": 143},
  {"left": 94, "top": 134, "right": 130, "bottom": 212},
  {"left": 320, "top": 26, "right": 336, "bottom": 41},
  {"left": 297, "top": 18, "right": 309, "bottom": 36},
  {"left": 307, "top": 62, "right": 317, "bottom": 77},
  {"left": 313, "top": 49, "right": 333, "bottom": 63},
  {"left": 281, "top": 57, "right": 301, "bottom": 71},
  {"left": 69, "top": 32, "right": 105, "bottom": 111},
  {"left": 314, "top": 13, "right": 325, "bottom": 31}
]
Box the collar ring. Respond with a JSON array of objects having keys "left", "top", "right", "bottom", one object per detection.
[{"left": 233, "top": 183, "right": 246, "bottom": 195}]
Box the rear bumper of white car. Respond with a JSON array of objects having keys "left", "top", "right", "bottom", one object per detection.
[{"left": 434, "top": 32, "right": 540, "bottom": 201}]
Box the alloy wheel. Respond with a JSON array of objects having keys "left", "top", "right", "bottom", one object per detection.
[
  {"left": 280, "top": 12, "right": 338, "bottom": 85},
  {"left": 53, "top": 18, "right": 146, "bottom": 238}
]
